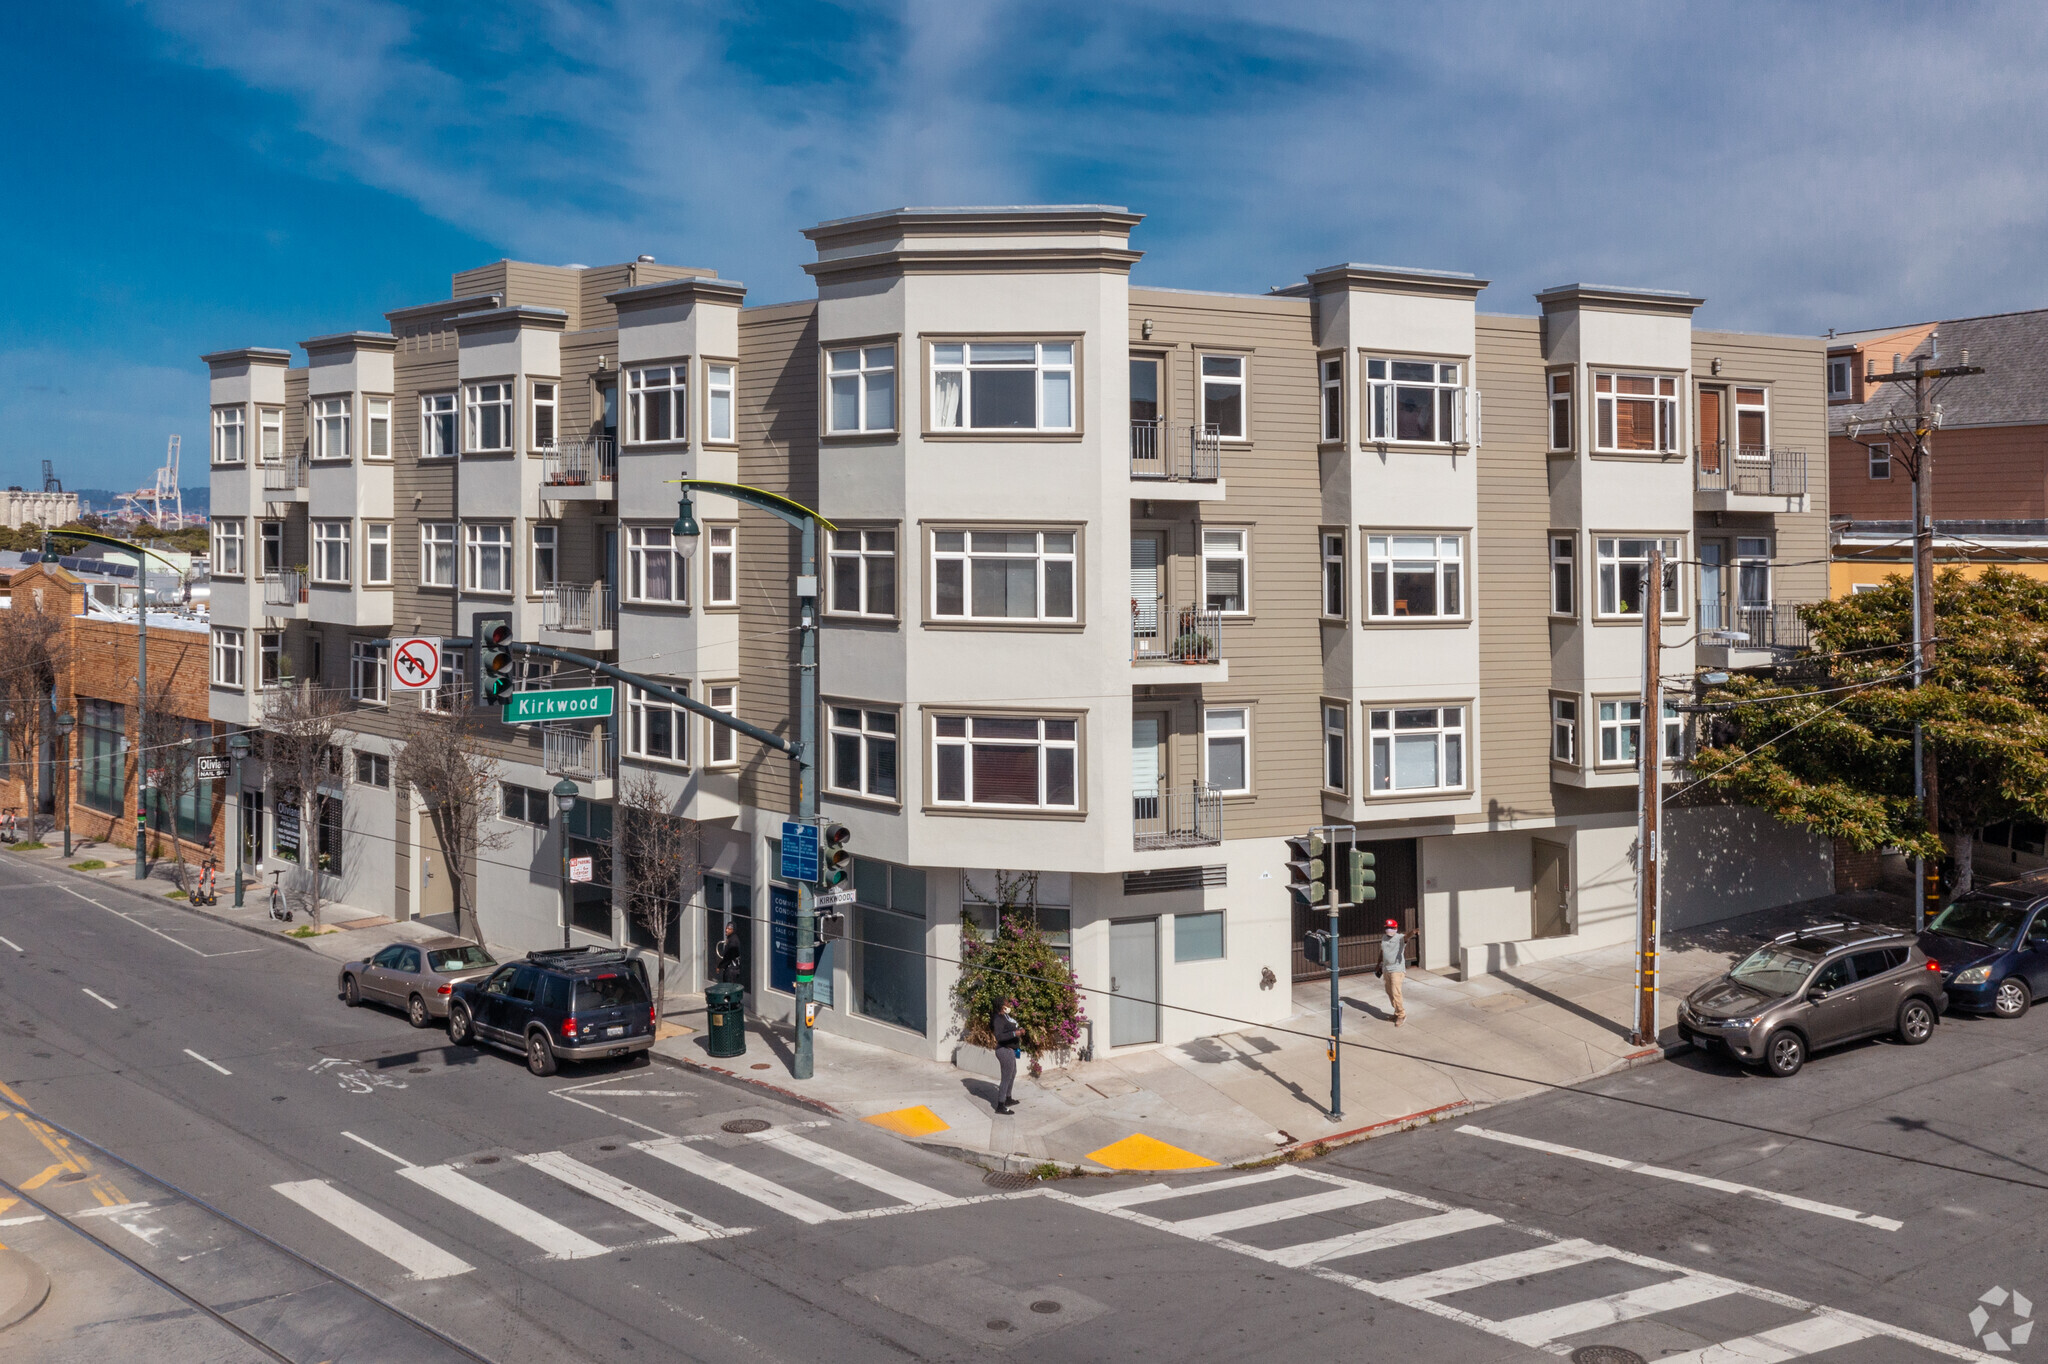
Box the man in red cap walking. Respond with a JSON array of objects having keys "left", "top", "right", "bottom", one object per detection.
[{"left": 1375, "top": 918, "right": 1408, "bottom": 1026}]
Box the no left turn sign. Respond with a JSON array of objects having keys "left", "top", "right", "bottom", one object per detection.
[{"left": 391, "top": 637, "right": 442, "bottom": 692}]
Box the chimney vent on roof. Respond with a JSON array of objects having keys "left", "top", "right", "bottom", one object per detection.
[{"left": 637, "top": 254, "right": 656, "bottom": 263}]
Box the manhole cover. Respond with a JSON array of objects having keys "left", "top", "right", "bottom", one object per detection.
[
  {"left": 57, "top": 1171, "right": 89, "bottom": 1183},
  {"left": 473, "top": 1155, "right": 501, "bottom": 1165},
  {"left": 598, "top": 1143, "right": 619, "bottom": 1152},
  {"left": 985, "top": 1319, "right": 1013, "bottom": 1332},
  {"left": 722, "top": 1119, "right": 771, "bottom": 1134},
  {"left": 408, "top": 1066, "right": 431, "bottom": 1074},
  {"left": 983, "top": 1170, "right": 1036, "bottom": 1190},
  {"left": 1570, "top": 1348, "right": 1646, "bottom": 1364},
  {"left": 750, "top": 1063, "right": 772, "bottom": 1071},
  {"left": 1030, "top": 1300, "right": 1062, "bottom": 1315}
]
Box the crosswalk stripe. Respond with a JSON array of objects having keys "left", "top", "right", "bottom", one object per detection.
[
  {"left": 518, "top": 1152, "right": 730, "bottom": 1242},
  {"left": 1494, "top": 1274, "right": 1739, "bottom": 1345},
  {"left": 1172, "top": 1182, "right": 1394, "bottom": 1236},
  {"left": 1656, "top": 1314, "right": 1879, "bottom": 1363},
  {"left": 633, "top": 1137, "right": 844, "bottom": 1225},
  {"left": 399, "top": 1164, "right": 610, "bottom": 1260},
  {"left": 1088, "top": 1169, "right": 1298, "bottom": 1210},
  {"left": 272, "top": 1180, "right": 473, "bottom": 1281},
  {"left": 745, "top": 1128, "right": 948, "bottom": 1207},
  {"left": 1373, "top": 1238, "right": 1609, "bottom": 1301},
  {"left": 1257, "top": 1209, "right": 1504, "bottom": 1269}
]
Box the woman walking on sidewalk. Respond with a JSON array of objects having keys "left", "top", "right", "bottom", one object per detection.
[
  {"left": 1376, "top": 920, "right": 1408, "bottom": 1026},
  {"left": 991, "top": 998, "right": 1021, "bottom": 1114}
]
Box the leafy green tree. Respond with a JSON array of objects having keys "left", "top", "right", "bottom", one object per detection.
[
  {"left": 952, "top": 872, "right": 1087, "bottom": 1070},
  {"left": 1692, "top": 568, "right": 2048, "bottom": 892}
]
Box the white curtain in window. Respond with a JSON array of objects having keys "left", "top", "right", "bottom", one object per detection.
[{"left": 934, "top": 370, "right": 963, "bottom": 428}]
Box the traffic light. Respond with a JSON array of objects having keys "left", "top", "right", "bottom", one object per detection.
[
  {"left": 1348, "top": 846, "right": 1377, "bottom": 904},
  {"left": 820, "top": 823, "right": 852, "bottom": 889},
  {"left": 1285, "top": 832, "right": 1327, "bottom": 907},
  {"left": 475, "top": 613, "right": 515, "bottom": 705}
]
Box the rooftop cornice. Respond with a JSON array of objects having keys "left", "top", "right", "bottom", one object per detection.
[
  {"left": 301, "top": 330, "right": 400, "bottom": 355},
  {"left": 1537, "top": 282, "right": 1704, "bottom": 315},
  {"left": 384, "top": 293, "right": 505, "bottom": 328},
  {"left": 804, "top": 245, "right": 1144, "bottom": 284},
  {"left": 1303, "top": 262, "right": 1490, "bottom": 299},
  {"left": 606, "top": 277, "right": 749, "bottom": 309},
  {"left": 804, "top": 204, "right": 1142, "bottom": 247},
  {"left": 449, "top": 304, "right": 569, "bottom": 333},
  {"left": 199, "top": 346, "right": 293, "bottom": 368}
]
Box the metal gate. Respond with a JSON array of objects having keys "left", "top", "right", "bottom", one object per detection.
[{"left": 1291, "top": 837, "right": 1419, "bottom": 981}]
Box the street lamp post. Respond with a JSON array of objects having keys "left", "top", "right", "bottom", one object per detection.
[
  {"left": 55, "top": 712, "right": 74, "bottom": 858},
  {"left": 229, "top": 730, "right": 252, "bottom": 907},
  {"left": 554, "top": 777, "right": 580, "bottom": 950}
]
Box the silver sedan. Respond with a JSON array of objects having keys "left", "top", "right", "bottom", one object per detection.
[{"left": 340, "top": 938, "right": 499, "bottom": 1028}]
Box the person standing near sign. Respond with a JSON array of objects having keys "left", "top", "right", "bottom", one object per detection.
[
  {"left": 1375, "top": 919, "right": 1408, "bottom": 1026},
  {"left": 991, "top": 998, "right": 1021, "bottom": 1114}
]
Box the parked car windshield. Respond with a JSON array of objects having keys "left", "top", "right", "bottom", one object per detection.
[
  {"left": 428, "top": 945, "right": 496, "bottom": 972},
  {"left": 574, "top": 973, "right": 651, "bottom": 1011},
  {"left": 1927, "top": 895, "right": 2026, "bottom": 949},
  {"left": 1728, "top": 944, "right": 1820, "bottom": 996}
]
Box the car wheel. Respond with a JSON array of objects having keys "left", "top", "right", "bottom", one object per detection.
[
  {"left": 1764, "top": 1029, "right": 1806, "bottom": 1077},
  {"left": 1897, "top": 997, "right": 1936, "bottom": 1044},
  {"left": 630, "top": 1049, "right": 652, "bottom": 1069},
  {"left": 448, "top": 1003, "right": 474, "bottom": 1046},
  {"left": 408, "top": 994, "right": 430, "bottom": 1029},
  {"left": 526, "top": 1032, "right": 558, "bottom": 1077},
  {"left": 1994, "top": 977, "right": 2031, "bottom": 1019},
  {"left": 343, "top": 975, "right": 361, "bottom": 1007}
]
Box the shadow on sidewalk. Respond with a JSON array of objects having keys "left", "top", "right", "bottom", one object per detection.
[{"left": 1490, "top": 970, "right": 1633, "bottom": 1041}]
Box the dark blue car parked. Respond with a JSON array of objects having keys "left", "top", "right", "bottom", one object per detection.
[{"left": 1918, "top": 877, "right": 2048, "bottom": 1019}]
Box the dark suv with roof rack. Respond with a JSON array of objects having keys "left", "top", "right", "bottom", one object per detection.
[
  {"left": 446, "top": 947, "right": 657, "bottom": 1076},
  {"left": 1676, "top": 921, "right": 1948, "bottom": 1077}
]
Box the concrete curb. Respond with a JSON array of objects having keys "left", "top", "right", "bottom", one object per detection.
[
  {"left": 647, "top": 1048, "right": 844, "bottom": 1117},
  {"left": 0, "top": 1247, "right": 51, "bottom": 1332}
]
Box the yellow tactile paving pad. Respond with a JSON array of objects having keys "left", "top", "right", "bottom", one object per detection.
[
  {"left": 1085, "top": 1133, "right": 1218, "bottom": 1171},
  {"left": 862, "top": 1105, "right": 951, "bottom": 1138}
]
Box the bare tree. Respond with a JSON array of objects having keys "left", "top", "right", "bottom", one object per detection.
[
  {"left": 391, "top": 695, "right": 511, "bottom": 945},
  {"left": 263, "top": 681, "right": 354, "bottom": 924},
  {"left": 0, "top": 594, "right": 70, "bottom": 840},
  {"left": 616, "top": 768, "right": 702, "bottom": 1024},
  {"left": 138, "top": 673, "right": 207, "bottom": 890}
]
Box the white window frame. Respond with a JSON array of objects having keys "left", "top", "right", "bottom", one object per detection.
[
  {"left": 1319, "top": 356, "right": 1343, "bottom": 442},
  {"left": 1366, "top": 533, "right": 1464, "bottom": 621},
  {"left": 626, "top": 682, "right": 689, "bottom": 765},
  {"left": 1323, "top": 703, "right": 1347, "bottom": 793},
  {"left": 706, "top": 526, "right": 737, "bottom": 607},
  {"left": 828, "top": 705, "right": 900, "bottom": 800},
  {"left": 1366, "top": 357, "right": 1464, "bottom": 445},
  {"left": 312, "top": 519, "right": 350, "bottom": 584},
  {"left": 420, "top": 523, "right": 456, "bottom": 588},
  {"left": 464, "top": 382, "right": 513, "bottom": 452},
  {"left": 930, "top": 529, "right": 1077, "bottom": 623},
  {"left": 707, "top": 684, "right": 739, "bottom": 767},
  {"left": 1321, "top": 531, "right": 1346, "bottom": 619},
  {"left": 1551, "top": 696, "right": 1578, "bottom": 764},
  {"left": 1369, "top": 705, "right": 1467, "bottom": 795},
  {"left": 1598, "top": 699, "right": 1643, "bottom": 767},
  {"left": 258, "top": 407, "right": 284, "bottom": 464},
  {"left": 827, "top": 345, "right": 897, "bottom": 433},
  {"left": 1201, "top": 528, "right": 1248, "bottom": 615},
  {"left": 1200, "top": 354, "right": 1246, "bottom": 439},
  {"left": 363, "top": 522, "right": 391, "bottom": 586},
  {"left": 1550, "top": 535, "right": 1576, "bottom": 616},
  {"left": 312, "top": 396, "right": 350, "bottom": 461},
  {"left": 828, "top": 528, "right": 898, "bottom": 618},
  {"left": 1592, "top": 371, "right": 1680, "bottom": 453},
  {"left": 1204, "top": 706, "right": 1251, "bottom": 795},
  {"left": 931, "top": 341, "right": 1075, "bottom": 432},
  {"left": 213, "top": 518, "right": 245, "bottom": 577},
  {"left": 211, "top": 628, "right": 244, "bottom": 688},
  {"left": 626, "top": 526, "right": 687, "bottom": 605},
  {"left": 1734, "top": 387, "right": 1770, "bottom": 452},
  {"left": 1735, "top": 536, "right": 1772, "bottom": 612},
  {"left": 259, "top": 521, "right": 284, "bottom": 578},
  {"left": 531, "top": 523, "right": 558, "bottom": 591},
  {"left": 931, "top": 714, "right": 1080, "bottom": 810},
  {"left": 705, "top": 363, "right": 735, "bottom": 443},
  {"left": 627, "top": 364, "right": 688, "bottom": 444},
  {"left": 259, "top": 631, "right": 285, "bottom": 689},
  {"left": 1595, "top": 536, "right": 1683, "bottom": 619},
  {"left": 1548, "top": 371, "right": 1574, "bottom": 451},
  {"left": 530, "top": 381, "right": 557, "bottom": 450},
  {"left": 464, "top": 522, "right": 513, "bottom": 595},
  {"left": 1827, "top": 356, "right": 1854, "bottom": 400},
  {"left": 356, "top": 751, "right": 391, "bottom": 788},
  {"left": 427, "top": 650, "right": 467, "bottom": 713},
  {"left": 365, "top": 396, "right": 391, "bottom": 460},
  {"left": 1868, "top": 442, "right": 1891, "bottom": 480},
  {"left": 421, "top": 392, "right": 458, "bottom": 458},
  {"left": 350, "top": 639, "right": 388, "bottom": 705},
  {"left": 212, "top": 405, "right": 246, "bottom": 464}
]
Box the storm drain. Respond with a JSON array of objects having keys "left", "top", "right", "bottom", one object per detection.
[
  {"left": 982, "top": 1170, "right": 1036, "bottom": 1191},
  {"left": 1570, "top": 1348, "right": 1646, "bottom": 1364},
  {"left": 721, "top": 1118, "right": 771, "bottom": 1135}
]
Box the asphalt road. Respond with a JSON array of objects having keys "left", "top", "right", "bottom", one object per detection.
[{"left": 2, "top": 853, "right": 2041, "bottom": 1363}]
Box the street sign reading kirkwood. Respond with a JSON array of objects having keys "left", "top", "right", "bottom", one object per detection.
[{"left": 502, "top": 686, "right": 615, "bottom": 724}]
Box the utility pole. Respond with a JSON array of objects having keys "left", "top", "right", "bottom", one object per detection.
[{"left": 1632, "top": 546, "right": 1665, "bottom": 1047}]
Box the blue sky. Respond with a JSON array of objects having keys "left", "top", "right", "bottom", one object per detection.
[{"left": 6, "top": 0, "right": 2048, "bottom": 491}]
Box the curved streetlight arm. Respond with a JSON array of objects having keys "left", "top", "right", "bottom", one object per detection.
[{"left": 663, "top": 479, "right": 838, "bottom": 533}]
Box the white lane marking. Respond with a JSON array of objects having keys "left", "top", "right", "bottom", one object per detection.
[
  {"left": 1089, "top": 1169, "right": 1297, "bottom": 1210},
  {"left": 519, "top": 1152, "right": 732, "bottom": 1242},
  {"left": 1171, "top": 1181, "right": 1394, "bottom": 1236},
  {"left": 0, "top": 1214, "right": 49, "bottom": 1226},
  {"left": 81, "top": 988, "right": 119, "bottom": 1009},
  {"left": 183, "top": 1049, "right": 231, "bottom": 1075},
  {"left": 744, "top": 1127, "right": 949, "bottom": 1206},
  {"left": 74, "top": 1201, "right": 153, "bottom": 1219},
  {"left": 1260, "top": 1209, "right": 1503, "bottom": 1269},
  {"left": 1494, "top": 1274, "right": 1738, "bottom": 1346},
  {"left": 398, "top": 1164, "right": 609, "bottom": 1260},
  {"left": 1657, "top": 1313, "right": 1878, "bottom": 1362},
  {"left": 272, "top": 1180, "right": 473, "bottom": 1280},
  {"left": 1373, "top": 1238, "right": 1609, "bottom": 1301},
  {"left": 634, "top": 1136, "right": 844, "bottom": 1225},
  {"left": 1458, "top": 1125, "right": 1905, "bottom": 1232},
  {"left": 548, "top": 1090, "right": 670, "bottom": 1138},
  {"left": 26, "top": 875, "right": 266, "bottom": 958},
  {"left": 341, "top": 1131, "right": 415, "bottom": 1167},
  {"left": 0, "top": 934, "right": 21, "bottom": 952}
]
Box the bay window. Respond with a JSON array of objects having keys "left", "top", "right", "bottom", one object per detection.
[
  {"left": 828, "top": 345, "right": 896, "bottom": 433},
  {"left": 531, "top": 381, "right": 556, "bottom": 449},
  {"left": 312, "top": 520, "right": 350, "bottom": 584},
  {"left": 1593, "top": 372, "right": 1679, "bottom": 453},
  {"left": 212, "top": 406, "right": 245, "bottom": 463},
  {"left": 627, "top": 684, "right": 689, "bottom": 764},
  {"left": 366, "top": 397, "right": 391, "bottom": 459},
  {"left": 1548, "top": 372, "right": 1573, "bottom": 450},
  {"left": 1367, "top": 534, "right": 1463, "bottom": 619},
  {"left": 1551, "top": 696, "right": 1577, "bottom": 764},
  {"left": 627, "top": 364, "right": 687, "bottom": 443},
  {"left": 1597, "top": 700, "right": 1684, "bottom": 766},
  {"left": 707, "top": 526, "right": 736, "bottom": 606},
  {"left": 363, "top": 523, "right": 391, "bottom": 586},
  {"left": 1201, "top": 355, "right": 1244, "bottom": 438},
  {"left": 211, "top": 629, "right": 244, "bottom": 688},
  {"left": 465, "top": 382, "right": 512, "bottom": 452},
  {"left": 1596, "top": 537, "right": 1682, "bottom": 617},
  {"left": 1550, "top": 535, "right": 1576, "bottom": 615},
  {"left": 465, "top": 523, "right": 512, "bottom": 594},
  {"left": 213, "top": 518, "right": 245, "bottom": 576},
  {"left": 313, "top": 397, "right": 350, "bottom": 460},
  {"left": 1323, "top": 703, "right": 1347, "bottom": 792},
  {"left": 422, "top": 393, "right": 458, "bottom": 457},
  {"left": 1369, "top": 706, "right": 1466, "bottom": 794},
  {"left": 932, "top": 341, "right": 1073, "bottom": 431},
  {"left": 1321, "top": 532, "right": 1346, "bottom": 618},
  {"left": 828, "top": 529, "right": 897, "bottom": 617},
  {"left": 931, "top": 529, "right": 1075, "bottom": 622},
  {"left": 1319, "top": 357, "right": 1343, "bottom": 441},
  {"left": 626, "top": 526, "right": 686, "bottom": 604},
  {"left": 1367, "top": 358, "right": 1462, "bottom": 444},
  {"left": 708, "top": 684, "right": 738, "bottom": 766},
  {"left": 829, "top": 706, "right": 899, "bottom": 800},
  {"left": 1205, "top": 707, "right": 1250, "bottom": 794},
  {"left": 706, "top": 364, "right": 734, "bottom": 442},
  {"left": 933, "top": 715, "right": 1078, "bottom": 810}
]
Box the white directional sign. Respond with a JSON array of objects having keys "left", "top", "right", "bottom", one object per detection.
[
  {"left": 814, "top": 887, "right": 856, "bottom": 907},
  {"left": 391, "top": 637, "right": 442, "bottom": 692}
]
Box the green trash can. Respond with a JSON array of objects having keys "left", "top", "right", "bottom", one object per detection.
[{"left": 705, "top": 983, "right": 747, "bottom": 1059}]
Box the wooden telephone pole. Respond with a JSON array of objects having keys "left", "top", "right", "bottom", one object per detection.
[{"left": 1633, "top": 546, "right": 1665, "bottom": 1047}]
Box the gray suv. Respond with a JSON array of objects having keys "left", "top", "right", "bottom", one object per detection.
[{"left": 1677, "top": 922, "right": 1948, "bottom": 1076}]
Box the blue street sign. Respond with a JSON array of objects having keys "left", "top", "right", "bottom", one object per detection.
[{"left": 780, "top": 821, "right": 819, "bottom": 882}]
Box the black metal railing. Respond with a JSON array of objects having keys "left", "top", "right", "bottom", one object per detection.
[
  {"left": 1695, "top": 443, "right": 1807, "bottom": 496},
  {"left": 1130, "top": 421, "right": 1222, "bottom": 482}
]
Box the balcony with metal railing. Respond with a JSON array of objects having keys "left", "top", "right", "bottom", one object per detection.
[
  {"left": 1694, "top": 443, "right": 1808, "bottom": 512},
  {"left": 1134, "top": 783, "right": 1223, "bottom": 850},
  {"left": 261, "top": 454, "right": 309, "bottom": 502},
  {"left": 1130, "top": 421, "right": 1225, "bottom": 498},
  {"left": 539, "top": 437, "right": 616, "bottom": 500},
  {"left": 539, "top": 580, "right": 616, "bottom": 650},
  {"left": 1700, "top": 601, "right": 1813, "bottom": 669},
  {"left": 542, "top": 721, "right": 614, "bottom": 794},
  {"left": 1131, "top": 603, "right": 1228, "bottom": 680},
  {"left": 261, "top": 568, "right": 308, "bottom": 618}
]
